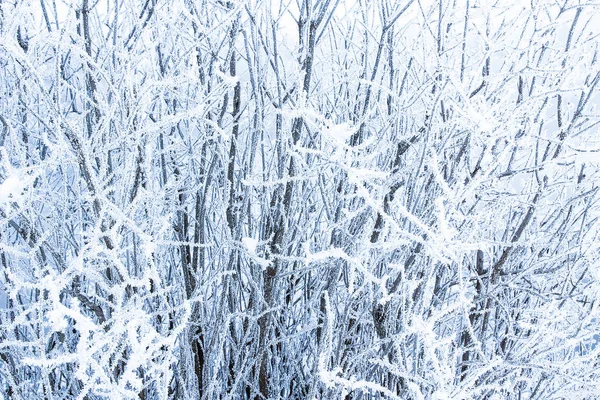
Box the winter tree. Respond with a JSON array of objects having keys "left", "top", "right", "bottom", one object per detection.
[{"left": 1, "top": 0, "right": 599, "bottom": 398}]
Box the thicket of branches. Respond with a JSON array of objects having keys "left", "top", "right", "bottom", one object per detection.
[{"left": 1, "top": 0, "right": 600, "bottom": 398}]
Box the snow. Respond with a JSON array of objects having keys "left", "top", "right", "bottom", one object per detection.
[
  {"left": 242, "top": 237, "right": 270, "bottom": 270},
  {"left": 0, "top": 173, "right": 29, "bottom": 205},
  {"left": 241, "top": 237, "right": 258, "bottom": 256},
  {"left": 2, "top": 0, "right": 600, "bottom": 398},
  {"left": 322, "top": 122, "right": 355, "bottom": 144}
]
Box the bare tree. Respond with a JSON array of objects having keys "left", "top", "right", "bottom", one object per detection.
[{"left": 1, "top": 0, "right": 599, "bottom": 399}]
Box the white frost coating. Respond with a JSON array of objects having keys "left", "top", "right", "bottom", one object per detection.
[
  {"left": 303, "top": 242, "right": 360, "bottom": 265},
  {"left": 406, "top": 382, "right": 426, "bottom": 400},
  {"left": 347, "top": 167, "right": 388, "bottom": 183},
  {"left": 242, "top": 237, "right": 270, "bottom": 270},
  {"left": 323, "top": 122, "right": 355, "bottom": 144},
  {"left": 317, "top": 291, "right": 337, "bottom": 388},
  {"left": 215, "top": 69, "right": 240, "bottom": 86},
  {"left": 142, "top": 239, "right": 156, "bottom": 259},
  {"left": 2, "top": 0, "right": 600, "bottom": 398},
  {"left": 47, "top": 308, "right": 68, "bottom": 332},
  {"left": 0, "top": 174, "right": 29, "bottom": 205},
  {"left": 241, "top": 237, "right": 258, "bottom": 255}
]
